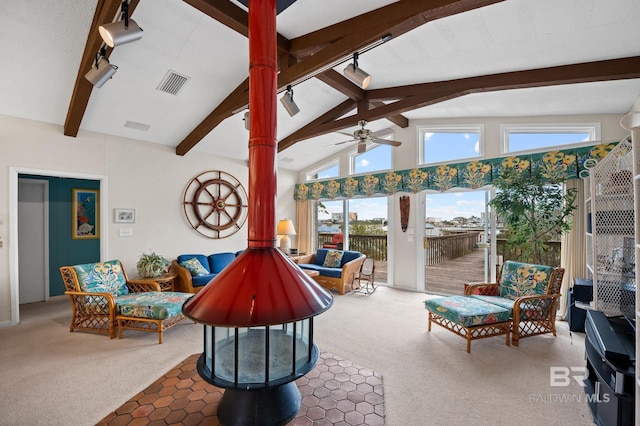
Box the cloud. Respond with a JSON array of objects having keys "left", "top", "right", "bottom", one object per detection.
[
  {"left": 423, "top": 132, "right": 434, "bottom": 140},
  {"left": 359, "top": 159, "right": 370, "bottom": 167}
]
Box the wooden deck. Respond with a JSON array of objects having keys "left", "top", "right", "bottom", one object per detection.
[
  {"left": 424, "top": 249, "right": 487, "bottom": 295},
  {"left": 365, "top": 249, "right": 487, "bottom": 296}
]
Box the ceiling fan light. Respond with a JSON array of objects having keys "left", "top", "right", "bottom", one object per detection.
[
  {"left": 99, "top": 18, "right": 143, "bottom": 48},
  {"left": 343, "top": 64, "right": 371, "bottom": 89},
  {"left": 357, "top": 142, "right": 367, "bottom": 153},
  {"left": 85, "top": 58, "right": 117, "bottom": 88}
]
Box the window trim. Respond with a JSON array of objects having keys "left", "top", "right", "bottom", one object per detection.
[
  {"left": 500, "top": 122, "right": 601, "bottom": 155},
  {"left": 417, "top": 124, "right": 484, "bottom": 166},
  {"left": 306, "top": 159, "right": 339, "bottom": 181}
]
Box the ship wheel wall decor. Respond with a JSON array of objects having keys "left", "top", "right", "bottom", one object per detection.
[{"left": 183, "top": 171, "right": 248, "bottom": 239}]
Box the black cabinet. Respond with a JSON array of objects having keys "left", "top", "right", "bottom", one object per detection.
[
  {"left": 584, "top": 310, "right": 635, "bottom": 426},
  {"left": 568, "top": 278, "right": 593, "bottom": 332}
]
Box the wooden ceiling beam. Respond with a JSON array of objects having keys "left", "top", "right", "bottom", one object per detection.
[
  {"left": 368, "top": 56, "right": 640, "bottom": 100},
  {"left": 182, "top": 0, "right": 290, "bottom": 53},
  {"left": 176, "top": 77, "right": 249, "bottom": 156},
  {"left": 288, "top": 0, "right": 505, "bottom": 58},
  {"left": 63, "top": 0, "right": 125, "bottom": 137},
  {"left": 316, "top": 70, "right": 409, "bottom": 128},
  {"left": 178, "top": 0, "right": 502, "bottom": 155},
  {"left": 282, "top": 56, "right": 640, "bottom": 145},
  {"left": 277, "top": 99, "right": 356, "bottom": 152}
]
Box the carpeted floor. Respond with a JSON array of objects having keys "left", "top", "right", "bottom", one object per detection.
[
  {"left": 0, "top": 287, "right": 596, "bottom": 426},
  {"left": 97, "top": 351, "right": 384, "bottom": 425}
]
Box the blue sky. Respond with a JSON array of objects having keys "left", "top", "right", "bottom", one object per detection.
[{"left": 318, "top": 130, "right": 593, "bottom": 221}]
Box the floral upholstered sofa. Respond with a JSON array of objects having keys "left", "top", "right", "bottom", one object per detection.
[
  {"left": 60, "top": 260, "right": 192, "bottom": 343},
  {"left": 296, "top": 248, "right": 365, "bottom": 295},
  {"left": 172, "top": 252, "right": 239, "bottom": 293}
]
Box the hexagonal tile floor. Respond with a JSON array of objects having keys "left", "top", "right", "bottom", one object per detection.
[{"left": 97, "top": 351, "right": 385, "bottom": 425}]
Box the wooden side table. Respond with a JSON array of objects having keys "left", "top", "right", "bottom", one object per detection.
[{"left": 138, "top": 272, "right": 177, "bottom": 292}]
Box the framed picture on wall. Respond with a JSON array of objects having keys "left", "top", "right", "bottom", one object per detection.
[
  {"left": 114, "top": 208, "right": 135, "bottom": 223},
  {"left": 72, "top": 188, "right": 99, "bottom": 239}
]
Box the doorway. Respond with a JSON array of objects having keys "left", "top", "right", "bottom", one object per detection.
[
  {"left": 8, "top": 168, "right": 107, "bottom": 326},
  {"left": 424, "top": 190, "right": 491, "bottom": 295},
  {"left": 18, "top": 179, "right": 49, "bottom": 304}
]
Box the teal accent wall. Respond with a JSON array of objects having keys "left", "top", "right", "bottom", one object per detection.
[{"left": 20, "top": 175, "right": 100, "bottom": 297}]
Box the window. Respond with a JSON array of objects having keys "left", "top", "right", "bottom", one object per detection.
[
  {"left": 419, "top": 125, "right": 483, "bottom": 165},
  {"left": 502, "top": 123, "right": 600, "bottom": 154},
  {"left": 351, "top": 144, "right": 392, "bottom": 175},
  {"left": 306, "top": 161, "right": 339, "bottom": 181}
]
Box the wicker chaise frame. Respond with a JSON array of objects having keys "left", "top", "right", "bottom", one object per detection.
[
  {"left": 465, "top": 266, "right": 565, "bottom": 346},
  {"left": 427, "top": 311, "right": 511, "bottom": 353},
  {"left": 296, "top": 252, "right": 366, "bottom": 295},
  {"left": 60, "top": 262, "right": 164, "bottom": 340}
]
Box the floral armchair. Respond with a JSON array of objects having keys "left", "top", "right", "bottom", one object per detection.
[
  {"left": 60, "top": 260, "right": 192, "bottom": 343},
  {"left": 465, "top": 261, "right": 565, "bottom": 346}
]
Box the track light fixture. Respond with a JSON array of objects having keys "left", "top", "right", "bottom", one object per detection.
[
  {"left": 280, "top": 85, "right": 300, "bottom": 117},
  {"left": 99, "top": 1, "right": 143, "bottom": 48},
  {"left": 343, "top": 52, "right": 371, "bottom": 89},
  {"left": 243, "top": 111, "right": 250, "bottom": 130},
  {"left": 85, "top": 47, "right": 118, "bottom": 88}
]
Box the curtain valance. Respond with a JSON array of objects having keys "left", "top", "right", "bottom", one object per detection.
[{"left": 294, "top": 142, "right": 618, "bottom": 201}]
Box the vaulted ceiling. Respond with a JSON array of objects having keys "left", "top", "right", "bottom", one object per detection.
[{"left": 2, "top": 0, "right": 640, "bottom": 171}]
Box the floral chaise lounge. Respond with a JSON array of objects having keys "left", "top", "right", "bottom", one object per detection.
[
  {"left": 60, "top": 260, "right": 193, "bottom": 344},
  {"left": 424, "top": 261, "right": 564, "bottom": 351}
]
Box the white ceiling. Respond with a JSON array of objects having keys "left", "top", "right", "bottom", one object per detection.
[{"left": 1, "top": 0, "right": 639, "bottom": 171}]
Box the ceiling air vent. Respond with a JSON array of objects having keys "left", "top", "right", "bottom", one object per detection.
[
  {"left": 156, "top": 70, "right": 190, "bottom": 95},
  {"left": 124, "top": 120, "right": 150, "bottom": 131}
]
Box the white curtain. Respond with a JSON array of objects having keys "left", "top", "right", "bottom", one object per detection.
[
  {"left": 558, "top": 178, "right": 587, "bottom": 320},
  {"left": 295, "top": 200, "right": 312, "bottom": 255}
]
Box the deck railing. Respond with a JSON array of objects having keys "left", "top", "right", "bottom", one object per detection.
[
  {"left": 318, "top": 234, "right": 387, "bottom": 260},
  {"left": 496, "top": 239, "right": 561, "bottom": 266},
  {"left": 425, "top": 232, "right": 480, "bottom": 265},
  {"left": 318, "top": 233, "right": 562, "bottom": 266}
]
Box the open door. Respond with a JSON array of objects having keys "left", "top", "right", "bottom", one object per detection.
[{"left": 424, "top": 190, "right": 490, "bottom": 295}]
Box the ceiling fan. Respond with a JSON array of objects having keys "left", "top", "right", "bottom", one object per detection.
[{"left": 329, "top": 120, "right": 402, "bottom": 153}]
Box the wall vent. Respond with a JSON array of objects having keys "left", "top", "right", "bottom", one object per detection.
[{"left": 156, "top": 70, "right": 190, "bottom": 95}]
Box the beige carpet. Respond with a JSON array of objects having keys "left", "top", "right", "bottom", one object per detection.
[{"left": 0, "top": 287, "right": 594, "bottom": 425}]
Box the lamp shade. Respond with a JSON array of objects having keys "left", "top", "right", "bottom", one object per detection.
[
  {"left": 277, "top": 219, "right": 296, "bottom": 235},
  {"left": 343, "top": 64, "right": 371, "bottom": 89},
  {"left": 99, "top": 18, "right": 143, "bottom": 48},
  {"left": 85, "top": 58, "right": 117, "bottom": 88}
]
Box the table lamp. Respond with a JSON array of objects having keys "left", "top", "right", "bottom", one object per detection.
[{"left": 277, "top": 219, "right": 296, "bottom": 254}]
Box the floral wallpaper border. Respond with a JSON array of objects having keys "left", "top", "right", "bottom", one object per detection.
[{"left": 294, "top": 141, "right": 618, "bottom": 201}]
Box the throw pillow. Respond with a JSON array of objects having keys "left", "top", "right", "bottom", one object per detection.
[
  {"left": 322, "top": 250, "right": 343, "bottom": 268},
  {"left": 180, "top": 257, "right": 209, "bottom": 277}
]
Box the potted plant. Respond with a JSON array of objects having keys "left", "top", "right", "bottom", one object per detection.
[
  {"left": 136, "top": 251, "right": 170, "bottom": 278},
  {"left": 489, "top": 165, "right": 577, "bottom": 265}
]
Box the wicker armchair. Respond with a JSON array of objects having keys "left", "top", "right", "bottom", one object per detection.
[
  {"left": 297, "top": 249, "right": 366, "bottom": 295},
  {"left": 60, "top": 260, "right": 191, "bottom": 343},
  {"left": 465, "top": 261, "right": 565, "bottom": 346}
]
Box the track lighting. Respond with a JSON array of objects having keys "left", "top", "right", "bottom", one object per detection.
[
  {"left": 280, "top": 85, "right": 300, "bottom": 116},
  {"left": 99, "top": 1, "right": 143, "bottom": 48},
  {"left": 85, "top": 47, "right": 117, "bottom": 88},
  {"left": 343, "top": 52, "right": 371, "bottom": 89},
  {"left": 243, "top": 111, "right": 250, "bottom": 130}
]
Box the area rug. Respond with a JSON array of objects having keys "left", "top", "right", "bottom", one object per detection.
[{"left": 97, "top": 351, "right": 385, "bottom": 425}]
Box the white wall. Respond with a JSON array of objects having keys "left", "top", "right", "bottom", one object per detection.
[
  {"left": 298, "top": 114, "right": 631, "bottom": 292},
  {"left": 0, "top": 115, "right": 297, "bottom": 324}
]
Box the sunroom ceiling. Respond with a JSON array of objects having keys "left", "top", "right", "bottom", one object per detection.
[{"left": 0, "top": 0, "right": 639, "bottom": 172}]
